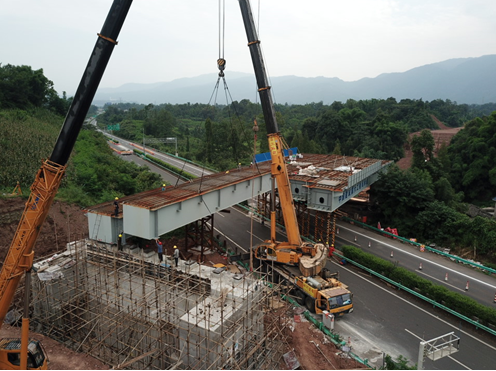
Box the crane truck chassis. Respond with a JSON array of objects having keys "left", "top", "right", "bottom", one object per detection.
[{"left": 273, "top": 265, "right": 353, "bottom": 316}]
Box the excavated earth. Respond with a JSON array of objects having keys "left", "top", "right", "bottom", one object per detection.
[{"left": 396, "top": 116, "right": 463, "bottom": 170}]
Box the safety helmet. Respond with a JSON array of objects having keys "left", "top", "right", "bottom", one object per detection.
[
  {"left": 115, "top": 197, "right": 119, "bottom": 200},
  {"left": 174, "top": 245, "right": 177, "bottom": 249},
  {"left": 163, "top": 184, "right": 166, "bottom": 187}
]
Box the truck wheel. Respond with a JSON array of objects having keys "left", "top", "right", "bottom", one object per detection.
[{"left": 305, "top": 297, "right": 316, "bottom": 313}]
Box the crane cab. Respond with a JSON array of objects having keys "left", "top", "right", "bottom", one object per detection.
[{"left": 0, "top": 339, "right": 47, "bottom": 370}]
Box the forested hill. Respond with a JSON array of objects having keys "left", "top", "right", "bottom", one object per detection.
[{"left": 93, "top": 55, "right": 496, "bottom": 106}]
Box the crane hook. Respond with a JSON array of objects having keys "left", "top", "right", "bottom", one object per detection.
[{"left": 217, "top": 58, "right": 226, "bottom": 77}]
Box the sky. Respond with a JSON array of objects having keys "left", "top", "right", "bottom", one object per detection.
[{"left": 2, "top": 0, "right": 496, "bottom": 95}]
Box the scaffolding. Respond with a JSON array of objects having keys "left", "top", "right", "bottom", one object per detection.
[{"left": 30, "top": 240, "right": 291, "bottom": 370}]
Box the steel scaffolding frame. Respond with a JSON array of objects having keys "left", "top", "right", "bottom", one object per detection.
[{"left": 30, "top": 240, "right": 291, "bottom": 370}]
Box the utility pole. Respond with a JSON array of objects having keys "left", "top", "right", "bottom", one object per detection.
[{"left": 142, "top": 127, "right": 146, "bottom": 158}]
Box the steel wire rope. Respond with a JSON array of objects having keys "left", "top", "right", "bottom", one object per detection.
[{"left": 197, "top": 0, "right": 227, "bottom": 193}]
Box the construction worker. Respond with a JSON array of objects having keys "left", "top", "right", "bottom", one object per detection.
[
  {"left": 155, "top": 238, "right": 163, "bottom": 262},
  {"left": 161, "top": 184, "right": 166, "bottom": 191},
  {"left": 113, "top": 197, "right": 119, "bottom": 217},
  {"left": 238, "top": 162, "right": 241, "bottom": 170},
  {"left": 173, "top": 245, "right": 180, "bottom": 267},
  {"left": 118, "top": 233, "right": 123, "bottom": 251}
]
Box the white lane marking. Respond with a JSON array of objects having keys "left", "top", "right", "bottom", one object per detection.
[
  {"left": 417, "top": 270, "right": 465, "bottom": 292},
  {"left": 338, "top": 224, "right": 496, "bottom": 290},
  {"left": 249, "top": 233, "right": 264, "bottom": 243},
  {"left": 404, "top": 329, "right": 471, "bottom": 370},
  {"left": 331, "top": 260, "right": 496, "bottom": 353}
]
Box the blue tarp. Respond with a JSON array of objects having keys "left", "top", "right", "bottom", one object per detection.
[{"left": 254, "top": 147, "right": 298, "bottom": 164}]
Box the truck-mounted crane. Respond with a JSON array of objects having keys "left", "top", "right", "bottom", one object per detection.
[{"left": 238, "top": 0, "right": 353, "bottom": 315}]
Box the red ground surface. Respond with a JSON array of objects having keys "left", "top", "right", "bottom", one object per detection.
[{"left": 396, "top": 115, "right": 463, "bottom": 170}]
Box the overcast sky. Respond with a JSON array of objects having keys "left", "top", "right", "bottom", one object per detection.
[{"left": 2, "top": 0, "right": 495, "bottom": 95}]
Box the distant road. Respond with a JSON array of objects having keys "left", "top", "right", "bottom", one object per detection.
[{"left": 100, "top": 130, "right": 213, "bottom": 180}]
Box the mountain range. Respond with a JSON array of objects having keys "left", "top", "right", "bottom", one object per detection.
[{"left": 93, "top": 54, "right": 496, "bottom": 106}]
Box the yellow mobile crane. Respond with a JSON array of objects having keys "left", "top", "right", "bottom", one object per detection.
[
  {"left": 237, "top": 0, "right": 327, "bottom": 278},
  {"left": 238, "top": 0, "right": 353, "bottom": 315},
  {"left": 0, "top": 1, "right": 133, "bottom": 368}
]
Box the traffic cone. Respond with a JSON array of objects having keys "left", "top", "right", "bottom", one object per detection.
[
  {"left": 419, "top": 262, "right": 422, "bottom": 270},
  {"left": 465, "top": 281, "right": 469, "bottom": 291},
  {"left": 354, "top": 235, "right": 357, "bottom": 242},
  {"left": 493, "top": 293, "right": 496, "bottom": 303},
  {"left": 368, "top": 241, "right": 371, "bottom": 248},
  {"left": 445, "top": 273, "right": 448, "bottom": 281},
  {"left": 337, "top": 228, "right": 340, "bottom": 234},
  {"left": 390, "top": 251, "right": 394, "bottom": 258}
]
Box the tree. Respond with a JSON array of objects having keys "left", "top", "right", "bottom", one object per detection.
[
  {"left": 332, "top": 140, "right": 342, "bottom": 155},
  {"left": 372, "top": 118, "right": 407, "bottom": 161},
  {"left": 204, "top": 118, "right": 214, "bottom": 163},
  {"left": 370, "top": 165, "right": 435, "bottom": 234},
  {"left": 0, "top": 64, "right": 60, "bottom": 110},
  {"left": 448, "top": 113, "right": 496, "bottom": 202},
  {"left": 411, "top": 129, "right": 443, "bottom": 181}
]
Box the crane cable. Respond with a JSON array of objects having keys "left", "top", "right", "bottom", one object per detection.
[
  {"left": 207, "top": 0, "right": 251, "bottom": 163},
  {"left": 217, "top": 0, "right": 226, "bottom": 76}
]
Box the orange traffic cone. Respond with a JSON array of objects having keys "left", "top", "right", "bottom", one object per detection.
[{"left": 493, "top": 293, "right": 496, "bottom": 303}]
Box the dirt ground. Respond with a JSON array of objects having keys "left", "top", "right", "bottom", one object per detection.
[
  {"left": 0, "top": 196, "right": 99, "bottom": 369},
  {"left": 0, "top": 324, "right": 109, "bottom": 370},
  {"left": 0, "top": 197, "right": 365, "bottom": 370},
  {"left": 396, "top": 115, "right": 463, "bottom": 170},
  {"left": 276, "top": 305, "right": 366, "bottom": 370}
]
